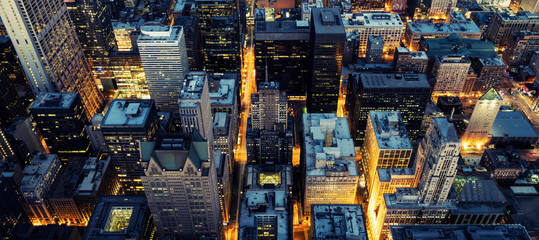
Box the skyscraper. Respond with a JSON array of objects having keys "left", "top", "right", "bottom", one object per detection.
[
  {"left": 254, "top": 21, "right": 310, "bottom": 97},
  {"left": 0, "top": 36, "right": 29, "bottom": 128},
  {"left": 362, "top": 112, "right": 413, "bottom": 194},
  {"left": 251, "top": 82, "right": 288, "bottom": 131},
  {"left": 417, "top": 117, "right": 461, "bottom": 204},
  {"left": 0, "top": 0, "right": 103, "bottom": 119},
  {"left": 101, "top": 99, "right": 159, "bottom": 194},
  {"left": 308, "top": 8, "right": 345, "bottom": 113},
  {"left": 138, "top": 23, "right": 190, "bottom": 112},
  {"left": 461, "top": 88, "right": 502, "bottom": 149},
  {"left": 197, "top": 0, "right": 241, "bottom": 73},
  {"left": 366, "top": 35, "right": 384, "bottom": 64},
  {"left": 302, "top": 113, "right": 358, "bottom": 215},
  {"left": 29, "top": 93, "right": 90, "bottom": 162},
  {"left": 179, "top": 72, "right": 213, "bottom": 144},
  {"left": 65, "top": 0, "right": 118, "bottom": 90},
  {"left": 0, "top": 164, "right": 29, "bottom": 239},
  {"left": 141, "top": 135, "right": 221, "bottom": 239},
  {"left": 347, "top": 73, "right": 431, "bottom": 144}
]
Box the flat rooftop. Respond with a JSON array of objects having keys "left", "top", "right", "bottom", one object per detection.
[
  {"left": 209, "top": 75, "right": 236, "bottom": 106},
  {"left": 342, "top": 12, "right": 403, "bottom": 28},
  {"left": 138, "top": 24, "right": 182, "bottom": 41},
  {"left": 390, "top": 224, "right": 531, "bottom": 240},
  {"left": 479, "top": 56, "right": 506, "bottom": 66},
  {"left": 21, "top": 154, "right": 59, "bottom": 191},
  {"left": 49, "top": 158, "right": 86, "bottom": 198},
  {"left": 311, "top": 204, "right": 367, "bottom": 240},
  {"left": 408, "top": 21, "right": 481, "bottom": 34},
  {"left": 180, "top": 72, "right": 206, "bottom": 101},
  {"left": 432, "top": 117, "right": 460, "bottom": 143},
  {"left": 355, "top": 73, "right": 431, "bottom": 89},
  {"left": 102, "top": 100, "right": 154, "bottom": 127},
  {"left": 239, "top": 189, "right": 290, "bottom": 240},
  {"left": 254, "top": 21, "right": 310, "bottom": 41},
  {"left": 497, "top": 11, "right": 539, "bottom": 21},
  {"left": 490, "top": 111, "right": 538, "bottom": 138},
  {"left": 30, "top": 92, "right": 77, "bottom": 110},
  {"left": 311, "top": 8, "right": 345, "bottom": 35},
  {"left": 369, "top": 111, "right": 413, "bottom": 150}
]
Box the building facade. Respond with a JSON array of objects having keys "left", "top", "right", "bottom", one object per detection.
[
  {"left": 461, "top": 88, "right": 502, "bottom": 149},
  {"left": 342, "top": 12, "right": 404, "bottom": 53},
  {"left": 485, "top": 11, "right": 539, "bottom": 47},
  {"left": 179, "top": 72, "right": 214, "bottom": 144},
  {"left": 432, "top": 55, "right": 471, "bottom": 97}
]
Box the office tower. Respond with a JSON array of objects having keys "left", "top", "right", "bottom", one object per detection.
[
  {"left": 302, "top": 113, "right": 358, "bottom": 215},
  {"left": 344, "top": 31, "right": 360, "bottom": 65},
  {"left": 48, "top": 158, "right": 87, "bottom": 226},
  {"left": 417, "top": 117, "right": 461, "bottom": 204},
  {"left": 85, "top": 113, "right": 106, "bottom": 152},
  {"left": 208, "top": 73, "right": 239, "bottom": 155},
  {"left": 428, "top": 0, "right": 457, "bottom": 17},
  {"left": 405, "top": 21, "right": 481, "bottom": 51},
  {"left": 215, "top": 150, "right": 231, "bottom": 224},
  {"left": 174, "top": 16, "right": 203, "bottom": 71},
  {"left": 179, "top": 72, "right": 213, "bottom": 143},
  {"left": 0, "top": 0, "right": 103, "bottom": 119},
  {"left": 196, "top": 0, "right": 241, "bottom": 73},
  {"left": 362, "top": 112, "right": 413, "bottom": 194},
  {"left": 308, "top": 8, "right": 345, "bottom": 113},
  {"left": 471, "top": 57, "right": 506, "bottom": 92},
  {"left": 213, "top": 112, "right": 234, "bottom": 169},
  {"left": 83, "top": 196, "right": 157, "bottom": 240},
  {"left": 101, "top": 99, "right": 159, "bottom": 194},
  {"left": 29, "top": 93, "right": 90, "bottom": 161},
  {"left": 311, "top": 205, "right": 368, "bottom": 239},
  {"left": 432, "top": 55, "right": 471, "bottom": 97},
  {"left": 109, "top": 51, "right": 149, "bottom": 99},
  {"left": 6, "top": 118, "right": 46, "bottom": 155},
  {"left": 112, "top": 20, "right": 144, "bottom": 52},
  {"left": 254, "top": 21, "right": 310, "bottom": 97},
  {"left": 74, "top": 155, "right": 120, "bottom": 223},
  {"left": 366, "top": 36, "right": 384, "bottom": 63},
  {"left": 461, "top": 88, "right": 502, "bottom": 149},
  {"left": 0, "top": 166, "right": 29, "bottom": 239},
  {"left": 240, "top": 164, "right": 292, "bottom": 240},
  {"left": 486, "top": 11, "right": 539, "bottom": 47},
  {"left": 251, "top": 82, "right": 287, "bottom": 131},
  {"left": 65, "top": 0, "right": 118, "bottom": 90},
  {"left": 141, "top": 135, "right": 221, "bottom": 239},
  {"left": 342, "top": 12, "right": 404, "bottom": 54},
  {"left": 393, "top": 47, "right": 429, "bottom": 73},
  {"left": 0, "top": 36, "right": 29, "bottom": 128},
  {"left": 347, "top": 73, "right": 431, "bottom": 144},
  {"left": 503, "top": 31, "right": 539, "bottom": 67},
  {"left": 138, "top": 24, "right": 190, "bottom": 112},
  {"left": 21, "top": 154, "right": 62, "bottom": 225}
]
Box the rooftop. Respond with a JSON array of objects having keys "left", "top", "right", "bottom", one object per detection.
[
  {"left": 342, "top": 12, "right": 403, "bottom": 28},
  {"left": 483, "top": 149, "right": 524, "bottom": 169},
  {"left": 209, "top": 75, "right": 236, "bottom": 106},
  {"left": 479, "top": 56, "right": 506, "bottom": 66},
  {"left": 303, "top": 114, "right": 358, "bottom": 177},
  {"left": 311, "top": 8, "right": 345, "bottom": 34},
  {"left": 390, "top": 224, "right": 531, "bottom": 240},
  {"left": 213, "top": 112, "right": 228, "bottom": 130},
  {"left": 479, "top": 87, "right": 503, "bottom": 101},
  {"left": 378, "top": 168, "right": 415, "bottom": 182},
  {"left": 102, "top": 100, "right": 154, "bottom": 127},
  {"left": 49, "top": 157, "right": 86, "bottom": 198},
  {"left": 458, "top": 179, "right": 506, "bottom": 203},
  {"left": 21, "top": 154, "right": 59, "bottom": 191},
  {"left": 311, "top": 204, "right": 367, "bottom": 240},
  {"left": 355, "top": 73, "right": 431, "bottom": 89},
  {"left": 490, "top": 111, "right": 538, "bottom": 138},
  {"left": 30, "top": 92, "right": 78, "bottom": 110},
  {"left": 497, "top": 11, "right": 539, "bottom": 21},
  {"left": 370, "top": 111, "right": 413, "bottom": 150},
  {"left": 138, "top": 23, "right": 183, "bottom": 42},
  {"left": 239, "top": 188, "right": 290, "bottom": 240},
  {"left": 408, "top": 21, "right": 481, "bottom": 34},
  {"left": 254, "top": 21, "right": 310, "bottom": 41},
  {"left": 421, "top": 34, "right": 496, "bottom": 58},
  {"left": 180, "top": 72, "right": 206, "bottom": 101},
  {"left": 75, "top": 156, "right": 113, "bottom": 196},
  {"left": 396, "top": 47, "right": 428, "bottom": 59},
  {"left": 245, "top": 164, "right": 293, "bottom": 191},
  {"left": 432, "top": 117, "right": 461, "bottom": 143}
]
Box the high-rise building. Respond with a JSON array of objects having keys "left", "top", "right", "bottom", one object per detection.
[
  {"left": 308, "top": 8, "right": 345, "bottom": 113},
  {"left": 417, "top": 117, "right": 461, "bottom": 204},
  {"left": 138, "top": 23, "right": 190, "bottom": 112},
  {"left": 485, "top": 11, "right": 539, "bottom": 47},
  {"left": 174, "top": 16, "right": 203, "bottom": 72},
  {"left": 179, "top": 72, "right": 213, "bottom": 144},
  {"left": 141, "top": 135, "right": 221, "bottom": 239},
  {"left": 342, "top": 12, "right": 404, "bottom": 54},
  {"left": 428, "top": 0, "right": 457, "bottom": 17},
  {"left": 208, "top": 73, "right": 239, "bottom": 159},
  {"left": 0, "top": 36, "right": 28, "bottom": 128},
  {"left": 196, "top": 0, "right": 241, "bottom": 73},
  {"left": 311, "top": 204, "right": 368, "bottom": 240},
  {"left": 0, "top": 0, "right": 103, "bottom": 119},
  {"left": 109, "top": 51, "right": 149, "bottom": 99},
  {"left": 251, "top": 82, "right": 288, "bottom": 131},
  {"left": 432, "top": 55, "right": 471, "bottom": 97},
  {"left": 5, "top": 118, "right": 46, "bottom": 155},
  {"left": 214, "top": 150, "right": 231, "bottom": 224},
  {"left": 83, "top": 195, "right": 157, "bottom": 240},
  {"left": 405, "top": 21, "right": 481, "bottom": 51},
  {"left": 65, "top": 0, "right": 118, "bottom": 91},
  {"left": 254, "top": 21, "right": 310, "bottom": 97},
  {"left": 213, "top": 112, "right": 234, "bottom": 168},
  {"left": 471, "top": 57, "right": 506, "bottom": 92},
  {"left": 302, "top": 113, "right": 358, "bottom": 215},
  {"left": 0, "top": 165, "right": 29, "bottom": 239},
  {"left": 366, "top": 35, "right": 384, "bottom": 63},
  {"left": 362, "top": 112, "right": 413, "bottom": 194},
  {"left": 29, "top": 93, "right": 90, "bottom": 161},
  {"left": 503, "top": 31, "right": 539, "bottom": 67},
  {"left": 461, "top": 88, "right": 502, "bottom": 149},
  {"left": 347, "top": 73, "right": 431, "bottom": 144},
  {"left": 20, "top": 154, "right": 62, "bottom": 225},
  {"left": 344, "top": 31, "right": 360, "bottom": 65},
  {"left": 101, "top": 99, "right": 159, "bottom": 194},
  {"left": 393, "top": 47, "right": 429, "bottom": 73}
]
